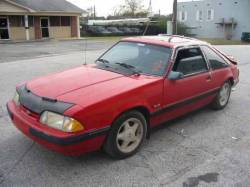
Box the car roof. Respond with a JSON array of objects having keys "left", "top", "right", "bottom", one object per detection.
[{"left": 122, "top": 35, "right": 209, "bottom": 48}]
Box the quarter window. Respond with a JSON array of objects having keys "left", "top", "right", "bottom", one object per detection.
[
  {"left": 201, "top": 46, "right": 228, "bottom": 70},
  {"left": 173, "top": 48, "right": 208, "bottom": 76}
]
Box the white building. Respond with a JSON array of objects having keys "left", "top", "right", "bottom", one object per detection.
[{"left": 178, "top": 0, "right": 250, "bottom": 40}]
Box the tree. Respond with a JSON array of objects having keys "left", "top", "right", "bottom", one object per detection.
[
  {"left": 125, "top": 0, "right": 144, "bottom": 16},
  {"left": 110, "top": 0, "right": 147, "bottom": 18},
  {"left": 177, "top": 22, "right": 191, "bottom": 36}
]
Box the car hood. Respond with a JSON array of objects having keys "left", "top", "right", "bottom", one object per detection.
[{"left": 26, "top": 65, "right": 124, "bottom": 99}]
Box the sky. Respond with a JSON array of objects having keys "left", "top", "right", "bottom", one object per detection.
[{"left": 67, "top": 0, "right": 190, "bottom": 17}]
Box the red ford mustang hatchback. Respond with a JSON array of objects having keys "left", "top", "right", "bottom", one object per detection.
[{"left": 7, "top": 35, "right": 239, "bottom": 159}]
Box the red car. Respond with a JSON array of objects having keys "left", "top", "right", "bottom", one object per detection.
[{"left": 7, "top": 35, "right": 239, "bottom": 159}]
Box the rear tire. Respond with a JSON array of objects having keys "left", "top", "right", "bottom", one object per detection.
[
  {"left": 103, "top": 110, "right": 147, "bottom": 159},
  {"left": 210, "top": 81, "right": 232, "bottom": 110}
]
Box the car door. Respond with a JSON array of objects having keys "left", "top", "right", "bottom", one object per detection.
[{"left": 156, "top": 46, "right": 215, "bottom": 123}]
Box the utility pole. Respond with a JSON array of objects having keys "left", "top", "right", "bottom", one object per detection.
[
  {"left": 143, "top": 0, "right": 153, "bottom": 36},
  {"left": 172, "top": 0, "right": 177, "bottom": 34},
  {"left": 94, "top": 5, "right": 96, "bottom": 19}
]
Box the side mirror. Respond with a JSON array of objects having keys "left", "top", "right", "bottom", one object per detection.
[{"left": 168, "top": 71, "right": 184, "bottom": 80}]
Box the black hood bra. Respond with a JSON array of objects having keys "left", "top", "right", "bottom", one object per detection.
[{"left": 17, "top": 85, "right": 74, "bottom": 115}]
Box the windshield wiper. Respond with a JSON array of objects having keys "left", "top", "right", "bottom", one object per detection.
[
  {"left": 96, "top": 58, "right": 110, "bottom": 64},
  {"left": 115, "top": 63, "right": 141, "bottom": 75}
]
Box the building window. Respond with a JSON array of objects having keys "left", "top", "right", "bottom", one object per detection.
[
  {"left": 207, "top": 9, "right": 214, "bottom": 21},
  {"left": 179, "top": 11, "right": 187, "bottom": 22},
  {"left": 9, "top": 16, "right": 24, "bottom": 27},
  {"left": 61, "top": 16, "right": 70, "bottom": 26},
  {"left": 196, "top": 10, "right": 202, "bottom": 21},
  {"left": 28, "top": 16, "right": 34, "bottom": 27},
  {"left": 50, "top": 16, "right": 61, "bottom": 26}
]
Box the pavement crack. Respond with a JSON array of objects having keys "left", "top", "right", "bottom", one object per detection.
[
  {"left": 167, "top": 127, "right": 219, "bottom": 157},
  {"left": 0, "top": 105, "right": 8, "bottom": 119},
  {"left": 0, "top": 142, "right": 35, "bottom": 185},
  {"left": 137, "top": 152, "right": 160, "bottom": 183},
  {"left": 166, "top": 127, "right": 189, "bottom": 139}
]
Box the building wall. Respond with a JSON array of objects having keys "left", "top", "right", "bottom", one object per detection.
[
  {"left": 9, "top": 27, "right": 26, "bottom": 40},
  {"left": 29, "top": 27, "right": 35, "bottom": 40},
  {"left": 8, "top": 26, "right": 35, "bottom": 40},
  {"left": 177, "top": 0, "right": 250, "bottom": 40},
  {"left": 1, "top": 15, "right": 80, "bottom": 40},
  {"left": 71, "top": 16, "right": 78, "bottom": 37},
  {"left": 34, "top": 16, "right": 41, "bottom": 39},
  {"left": 49, "top": 26, "right": 71, "bottom": 38}
]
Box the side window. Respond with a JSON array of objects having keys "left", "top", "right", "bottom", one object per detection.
[
  {"left": 173, "top": 48, "right": 208, "bottom": 76},
  {"left": 201, "top": 46, "right": 228, "bottom": 70}
]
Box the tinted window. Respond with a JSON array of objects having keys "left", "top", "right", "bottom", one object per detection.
[
  {"left": 41, "top": 19, "right": 49, "bottom": 28},
  {"left": 173, "top": 48, "right": 208, "bottom": 75},
  {"left": 201, "top": 46, "right": 228, "bottom": 70},
  {"left": 28, "top": 16, "right": 34, "bottom": 27},
  {"left": 61, "top": 16, "right": 70, "bottom": 26},
  {"left": 0, "top": 18, "right": 7, "bottom": 28},
  {"left": 9, "top": 16, "right": 24, "bottom": 27},
  {"left": 50, "top": 16, "right": 61, "bottom": 26}
]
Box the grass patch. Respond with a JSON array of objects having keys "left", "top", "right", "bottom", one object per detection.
[{"left": 199, "top": 38, "right": 250, "bottom": 45}]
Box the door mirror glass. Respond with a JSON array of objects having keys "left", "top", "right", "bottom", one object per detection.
[{"left": 168, "top": 71, "right": 184, "bottom": 80}]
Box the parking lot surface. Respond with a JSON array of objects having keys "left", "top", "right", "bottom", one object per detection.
[
  {"left": 0, "top": 41, "right": 250, "bottom": 187},
  {"left": 0, "top": 40, "right": 115, "bottom": 63}
]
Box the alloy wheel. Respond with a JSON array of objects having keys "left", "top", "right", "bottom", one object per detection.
[
  {"left": 219, "top": 82, "right": 231, "bottom": 106},
  {"left": 116, "top": 118, "right": 143, "bottom": 153}
]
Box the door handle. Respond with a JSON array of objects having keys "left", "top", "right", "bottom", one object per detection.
[{"left": 206, "top": 73, "right": 212, "bottom": 82}]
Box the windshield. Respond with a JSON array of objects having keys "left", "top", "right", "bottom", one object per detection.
[{"left": 96, "top": 41, "right": 172, "bottom": 76}]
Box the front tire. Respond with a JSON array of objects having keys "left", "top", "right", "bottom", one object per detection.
[
  {"left": 103, "top": 110, "right": 147, "bottom": 159},
  {"left": 210, "top": 81, "right": 232, "bottom": 110}
]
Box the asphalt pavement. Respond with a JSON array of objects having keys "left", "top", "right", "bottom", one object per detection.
[
  {"left": 0, "top": 41, "right": 250, "bottom": 187},
  {"left": 0, "top": 39, "right": 115, "bottom": 63}
]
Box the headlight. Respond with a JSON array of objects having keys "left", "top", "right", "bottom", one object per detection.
[
  {"left": 13, "top": 91, "right": 20, "bottom": 106},
  {"left": 40, "top": 111, "right": 84, "bottom": 133}
]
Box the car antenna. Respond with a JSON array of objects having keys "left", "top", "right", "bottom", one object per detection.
[{"left": 83, "top": 38, "right": 87, "bottom": 65}]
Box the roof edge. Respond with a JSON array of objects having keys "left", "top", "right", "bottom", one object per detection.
[{"left": 4, "top": 0, "right": 35, "bottom": 12}]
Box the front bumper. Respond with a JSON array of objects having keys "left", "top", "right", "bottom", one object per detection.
[{"left": 7, "top": 101, "right": 109, "bottom": 155}]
